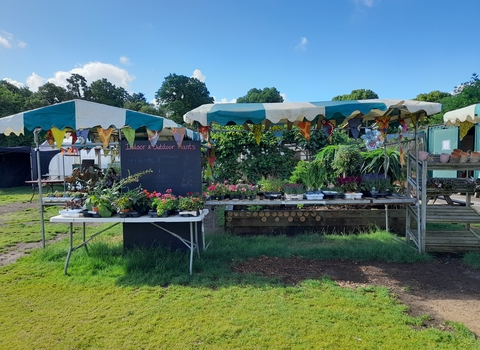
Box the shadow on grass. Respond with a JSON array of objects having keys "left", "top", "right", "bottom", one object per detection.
[{"left": 28, "top": 230, "right": 434, "bottom": 289}]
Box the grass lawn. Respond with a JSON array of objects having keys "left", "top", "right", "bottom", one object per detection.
[{"left": 1, "top": 186, "right": 480, "bottom": 349}]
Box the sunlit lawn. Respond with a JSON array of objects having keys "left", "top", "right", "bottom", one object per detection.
[{"left": 1, "top": 186, "right": 479, "bottom": 349}]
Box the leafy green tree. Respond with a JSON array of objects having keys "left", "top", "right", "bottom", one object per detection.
[
  {"left": 155, "top": 74, "right": 214, "bottom": 124},
  {"left": 66, "top": 73, "right": 92, "bottom": 100},
  {"left": 332, "top": 89, "right": 378, "bottom": 101},
  {"left": 414, "top": 90, "right": 450, "bottom": 103},
  {"left": 90, "top": 78, "right": 129, "bottom": 107},
  {"left": 236, "top": 87, "right": 283, "bottom": 103},
  {"left": 0, "top": 80, "right": 28, "bottom": 117},
  {"left": 23, "top": 82, "right": 71, "bottom": 110}
]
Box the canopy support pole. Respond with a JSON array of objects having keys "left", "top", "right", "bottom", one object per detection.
[
  {"left": 383, "top": 143, "right": 389, "bottom": 232},
  {"left": 34, "top": 127, "right": 46, "bottom": 249}
]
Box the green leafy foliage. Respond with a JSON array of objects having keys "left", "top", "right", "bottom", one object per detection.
[
  {"left": 155, "top": 73, "right": 214, "bottom": 124},
  {"left": 211, "top": 126, "right": 298, "bottom": 183},
  {"left": 236, "top": 87, "right": 283, "bottom": 103},
  {"left": 360, "top": 148, "right": 403, "bottom": 182},
  {"left": 332, "top": 144, "right": 363, "bottom": 177}
]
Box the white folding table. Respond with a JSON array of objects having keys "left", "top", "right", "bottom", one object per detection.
[{"left": 50, "top": 209, "right": 208, "bottom": 275}]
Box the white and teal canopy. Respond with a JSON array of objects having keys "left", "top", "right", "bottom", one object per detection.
[
  {"left": 0, "top": 99, "right": 180, "bottom": 136},
  {"left": 183, "top": 99, "right": 442, "bottom": 126},
  {"left": 443, "top": 103, "right": 480, "bottom": 126}
]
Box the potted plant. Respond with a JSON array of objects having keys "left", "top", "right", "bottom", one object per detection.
[
  {"left": 151, "top": 189, "right": 178, "bottom": 217},
  {"left": 282, "top": 183, "right": 305, "bottom": 200},
  {"left": 258, "top": 176, "right": 284, "bottom": 200},
  {"left": 207, "top": 182, "right": 228, "bottom": 200},
  {"left": 336, "top": 176, "right": 362, "bottom": 199},
  {"left": 360, "top": 173, "right": 392, "bottom": 197},
  {"left": 301, "top": 161, "right": 326, "bottom": 193},
  {"left": 178, "top": 193, "right": 205, "bottom": 216}
]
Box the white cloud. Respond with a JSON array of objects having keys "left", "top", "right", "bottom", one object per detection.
[
  {"left": 46, "top": 61, "right": 135, "bottom": 90},
  {"left": 120, "top": 56, "right": 131, "bottom": 65},
  {"left": 26, "top": 73, "right": 46, "bottom": 91},
  {"left": 280, "top": 93, "right": 287, "bottom": 102},
  {"left": 213, "top": 96, "right": 236, "bottom": 103},
  {"left": 0, "top": 31, "right": 26, "bottom": 49},
  {"left": 354, "top": 0, "right": 374, "bottom": 7},
  {"left": 295, "top": 37, "right": 308, "bottom": 51},
  {"left": 192, "top": 69, "right": 206, "bottom": 82},
  {"left": 2, "top": 78, "right": 24, "bottom": 88},
  {"left": 0, "top": 34, "right": 11, "bottom": 48}
]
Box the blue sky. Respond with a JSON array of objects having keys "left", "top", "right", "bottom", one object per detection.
[{"left": 1, "top": 0, "right": 479, "bottom": 105}]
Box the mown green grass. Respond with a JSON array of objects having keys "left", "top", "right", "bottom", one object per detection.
[
  {"left": 1, "top": 230, "right": 479, "bottom": 349},
  {"left": 1, "top": 186, "right": 479, "bottom": 348}
]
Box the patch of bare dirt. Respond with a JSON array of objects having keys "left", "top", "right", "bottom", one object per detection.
[
  {"left": 0, "top": 201, "right": 68, "bottom": 266},
  {"left": 233, "top": 255, "right": 480, "bottom": 337}
]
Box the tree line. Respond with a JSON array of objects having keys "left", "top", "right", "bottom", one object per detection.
[{"left": 1, "top": 71, "right": 479, "bottom": 147}]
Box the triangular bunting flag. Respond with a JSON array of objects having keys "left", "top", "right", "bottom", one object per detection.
[
  {"left": 375, "top": 116, "right": 390, "bottom": 138},
  {"left": 173, "top": 127, "right": 186, "bottom": 148},
  {"left": 252, "top": 124, "right": 262, "bottom": 145},
  {"left": 94, "top": 148, "right": 101, "bottom": 157},
  {"left": 348, "top": 119, "right": 362, "bottom": 139},
  {"left": 199, "top": 126, "right": 209, "bottom": 141},
  {"left": 45, "top": 130, "right": 55, "bottom": 147},
  {"left": 321, "top": 120, "right": 335, "bottom": 142},
  {"left": 297, "top": 121, "right": 311, "bottom": 140},
  {"left": 272, "top": 124, "right": 283, "bottom": 145},
  {"left": 146, "top": 128, "right": 160, "bottom": 147},
  {"left": 70, "top": 131, "right": 77, "bottom": 145},
  {"left": 76, "top": 129, "right": 89, "bottom": 144},
  {"left": 122, "top": 127, "right": 136, "bottom": 148},
  {"left": 399, "top": 119, "right": 408, "bottom": 133},
  {"left": 51, "top": 127, "right": 67, "bottom": 149},
  {"left": 104, "top": 149, "right": 110, "bottom": 156},
  {"left": 97, "top": 127, "right": 113, "bottom": 148},
  {"left": 459, "top": 121, "right": 474, "bottom": 140},
  {"left": 205, "top": 163, "right": 214, "bottom": 181}
]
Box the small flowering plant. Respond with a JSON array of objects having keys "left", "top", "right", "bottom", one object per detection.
[
  {"left": 151, "top": 189, "right": 179, "bottom": 216},
  {"left": 426, "top": 178, "right": 454, "bottom": 191},
  {"left": 465, "top": 177, "right": 480, "bottom": 192},
  {"left": 336, "top": 176, "right": 362, "bottom": 193},
  {"left": 207, "top": 182, "right": 228, "bottom": 196},
  {"left": 178, "top": 192, "right": 205, "bottom": 211},
  {"left": 282, "top": 183, "right": 305, "bottom": 195}
]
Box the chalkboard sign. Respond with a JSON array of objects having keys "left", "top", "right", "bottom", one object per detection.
[{"left": 120, "top": 140, "right": 202, "bottom": 196}]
